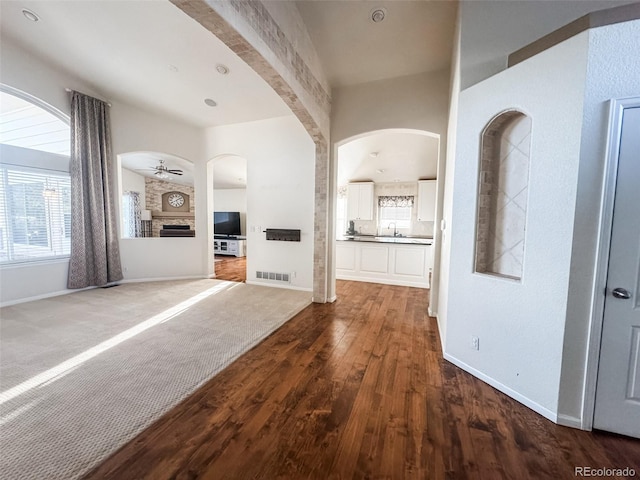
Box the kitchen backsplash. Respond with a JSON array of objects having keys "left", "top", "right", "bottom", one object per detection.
[{"left": 350, "top": 181, "right": 435, "bottom": 238}]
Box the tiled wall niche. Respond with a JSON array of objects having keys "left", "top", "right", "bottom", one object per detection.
[{"left": 475, "top": 110, "right": 531, "bottom": 280}]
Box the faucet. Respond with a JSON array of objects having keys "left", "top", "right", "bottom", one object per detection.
[{"left": 388, "top": 222, "right": 398, "bottom": 237}]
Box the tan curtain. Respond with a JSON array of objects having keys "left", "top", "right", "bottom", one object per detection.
[{"left": 67, "top": 91, "right": 123, "bottom": 288}]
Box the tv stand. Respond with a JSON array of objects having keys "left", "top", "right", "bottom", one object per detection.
[
  {"left": 214, "top": 235, "right": 246, "bottom": 240},
  {"left": 213, "top": 238, "right": 246, "bottom": 257}
]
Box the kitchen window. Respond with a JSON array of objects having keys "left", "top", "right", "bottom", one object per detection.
[{"left": 378, "top": 195, "right": 413, "bottom": 231}]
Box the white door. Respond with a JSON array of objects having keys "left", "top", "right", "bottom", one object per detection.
[{"left": 594, "top": 106, "right": 640, "bottom": 438}]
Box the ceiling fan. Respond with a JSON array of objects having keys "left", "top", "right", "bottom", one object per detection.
[{"left": 137, "top": 159, "right": 183, "bottom": 177}]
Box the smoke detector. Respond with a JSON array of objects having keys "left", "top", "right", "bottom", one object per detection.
[{"left": 370, "top": 7, "right": 387, "bottom": 23}]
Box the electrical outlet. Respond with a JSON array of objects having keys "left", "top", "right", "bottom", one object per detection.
[
  {"left": 291, "top": 271, "right": 296, "bottom": 278},
  {"left": 471, "top": 336, "right": 480, "bottom": 351}
]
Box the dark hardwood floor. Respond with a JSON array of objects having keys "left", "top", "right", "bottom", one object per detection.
[
  {"left": 214, "top": 255, "right": 246, "bottom": 283},
  {"left": 85, "top": 281, "right": 640, "bottom": 479}
]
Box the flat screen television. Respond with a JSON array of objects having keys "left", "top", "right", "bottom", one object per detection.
[{"left": 214, "top": 211, "right": 241, "bottom": 236}]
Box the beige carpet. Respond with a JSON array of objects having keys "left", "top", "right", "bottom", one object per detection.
[{"left": 0, "top": 279, "right": 311, "bottom": 480}]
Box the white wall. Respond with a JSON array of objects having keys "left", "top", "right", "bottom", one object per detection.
[
  {"left": 110, "top": 102, "right": 208, "bottom": 282},
  {"left": 329, "top": 70, "right": 450, "bottom": 301},
  {"left": 435, "top": 13, "right": 462, "bottom": 345},
  {"left": 558, "top": 19, "right": 640, "bottom": 424},
  {"left": 0, "top": 38, "right": 209, "bottom": 304},
  {"left": 444, "top": 32, "right": 589, "bottom": 420},
  {"left": 206, "top": 116, "right": 315, "bottom": 291},
  {"left": 331, "top": 70, "right": 450, "bottom": 144},
  {"left": 213, "top": 189, "right": 247, "bottom": 235},
  {"left": 121, "top": 167, "right": 146, "bottom": 206}
]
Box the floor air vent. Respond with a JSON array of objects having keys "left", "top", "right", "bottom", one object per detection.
[{"left": 256, "top": 271, "right": 290, "bottom": 283}]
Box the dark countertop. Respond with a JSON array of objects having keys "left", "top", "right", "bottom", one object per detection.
[{"left": 337, "top": 235, "right": 433, "bottom": 245}]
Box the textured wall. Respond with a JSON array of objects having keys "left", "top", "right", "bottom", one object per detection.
[{"left": 445, "top": 31, "right": 589, "bottom": 420}]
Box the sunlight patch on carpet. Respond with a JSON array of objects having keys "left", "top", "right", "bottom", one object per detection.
[{"left": 0, "top": 279, "right": 310, "bottom": 480}]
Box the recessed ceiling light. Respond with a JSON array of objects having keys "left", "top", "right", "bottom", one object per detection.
[
  {"left": 376, "top": 169, "right": 385, "bottom": 174},
  {"left": 369, "top": 152, "right": 379, "bottom": 157},
  {"left": 204, "top": 98, "right": 217, "bottom": 107},
  {"left": 370, "top": 7, "right": 386, "bottom": 23},
  {"left": 216, "top": 64, "right": 230, "bottom": 75},
  {"left": 168, "top": 64, "right": 179, "bottom": 73},
  {"left": 22, "top": 8, "right": 40, "bottom": 22}
]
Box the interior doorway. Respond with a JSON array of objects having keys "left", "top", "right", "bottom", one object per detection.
[
  {"left": 592, "top": 102, "right": 640, "bottom": 439},
  {"left": 209, "top": 154, "right": 248, "bottom": 282},
  {"left": 332, "top": 129, "right": 441, "bottom": 292}
]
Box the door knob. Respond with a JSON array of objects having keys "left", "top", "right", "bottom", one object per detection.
[{"left": 612, "top": 287, "right": 632, "bottom": 299}]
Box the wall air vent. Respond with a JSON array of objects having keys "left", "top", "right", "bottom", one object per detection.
[{"left": 256, "top": 271, "right": 290, "bottom": 283}]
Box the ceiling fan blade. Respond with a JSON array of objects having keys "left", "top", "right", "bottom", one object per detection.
[
  {"left": 169, "top": 171, "right": 183, "bottom": 175},
  {"left": 167, "top": 169, "right": 183, "bottom": 173}
]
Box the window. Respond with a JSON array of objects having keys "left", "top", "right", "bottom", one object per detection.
[
  {"left": 0, "top": 87, "right": 71, "bottom": 264},
  {"left": 0, "top": 90, "right": 70, "bottom": 155},
  {"left": 121, "top": 191, "right": 142, "bottom": 238},
  {"left": 0, "top": 166, "right": 71, "bottom": 263},
  {"left": 378, "top": 196, "right": 413, "bottom": 231}
]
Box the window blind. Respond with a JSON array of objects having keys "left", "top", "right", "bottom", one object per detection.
[{"left": 0, "top": 165, "right": 71, "bottom": 264}]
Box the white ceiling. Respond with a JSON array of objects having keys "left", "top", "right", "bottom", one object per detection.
[
  {"left": 0, "top": 0, "right": 292, "bottom": 128},
  {"left": 1, "top": 1, "right": 451, "bottom": 190},
  {"left": 338, "top": 131, "right": 439, "bottom": 186},
  {"left": 295, "top": 0, "right": 457, "bottom": 87},
  {"left": 121, "top": 152, "right": 248, "bottom": 189},
  {"left": 121, "top": 152, "right": 194, "bottom": 187}
]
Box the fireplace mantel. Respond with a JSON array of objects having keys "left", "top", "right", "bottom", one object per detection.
[{"left": 151, "top": 211, "right": 195, "bottom": 219}]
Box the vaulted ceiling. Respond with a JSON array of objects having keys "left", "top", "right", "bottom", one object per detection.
[
  {"left": 295, "top": 0, "right": 457, "bottom": 87},
  {"left": 0, "top": 0, "right": 291, "bottom": 128}
]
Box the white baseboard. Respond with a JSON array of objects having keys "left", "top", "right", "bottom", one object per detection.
[
  {"left": 443, "top": 352, "right": 559, "bottom": 424},
  {"left": 245, "top": 280, "right": 313, "bottom": 293},
  {"left": 0, "top": 286, "right": 94, "bottom": 307},
  {"left": 557, "top": 414, "right": 585, "bottom": 430},
  {"left": 327, "top": 295, "right": 337, "bottom": 303},
  {"left": 436, "top": 316, "right": 446, "bottom": 352},
  {"left": 336, "top": 274, "right": 428, "bottom": 289},
  {"left": 1, "top": 275, "right": 215, "bottom": 307},
  {"left": 119, "top": 275, "right": 208, "bottom": 284}
]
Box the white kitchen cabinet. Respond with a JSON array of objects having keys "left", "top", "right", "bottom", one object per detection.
[
  {"left": 347, "top": 182, "right": 374, "bottom": 221},
  {"left": 336, "top": 243, "right": 357, "bottom": 272},
  {"left": 336, "top": 241, "right": 433, "bottom": 288},
  {"left": 417, "top": 180, "right": 437, "bottom": 222}
]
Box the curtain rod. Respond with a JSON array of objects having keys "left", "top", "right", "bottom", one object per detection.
[{"left": 64, "top": 88, "right": 112, "bottom": 107}]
